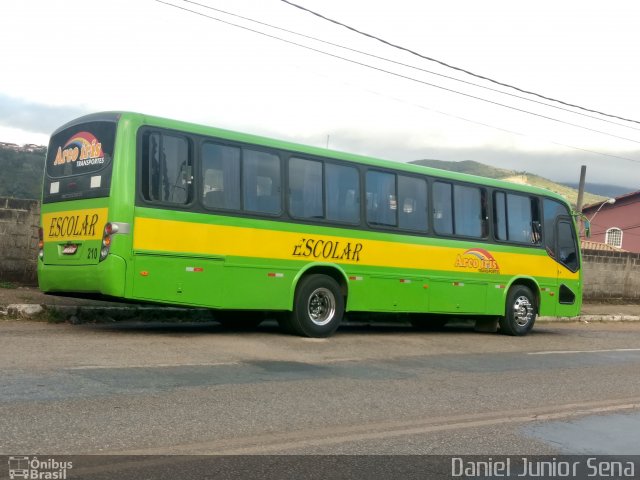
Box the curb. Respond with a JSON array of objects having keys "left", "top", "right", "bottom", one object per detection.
[
  {"left": 538, "top": 315, "right": 640, "bottom": 323},
  {"left": 2, "top": 304, "right": 640, "bottom": 323},
  {"left": 0, "top": 303, "right": 212, "bottom": 322}
]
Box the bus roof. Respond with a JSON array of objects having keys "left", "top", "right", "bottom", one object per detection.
[{"left": 56, "top": 111, "right": 571, "bottom": 206}]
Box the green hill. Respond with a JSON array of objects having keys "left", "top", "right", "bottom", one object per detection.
[{"left": 410, "top": 159, "right": 605, "bottom": 207}]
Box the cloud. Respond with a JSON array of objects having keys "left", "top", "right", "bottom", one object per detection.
[
  {"left": 0, "top": 94, "right": 89, "bottom": 136},
  {"left": 317, "top": 129, "right": 640, "bottom": 190},
  {"left": 1, "top": 91, "right": 634, "bottom": 191}
]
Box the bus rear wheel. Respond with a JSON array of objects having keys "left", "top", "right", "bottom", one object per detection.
[
  {"left": 286, "top": 274, "right": 344, "bottom": 338},
  {"left": 499, "top": 285, "right": 537, "bottom": 336}
]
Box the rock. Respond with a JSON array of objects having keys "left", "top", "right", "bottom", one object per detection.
[{"left": 6, "top": 304, "right": 44, "bottom": 317}]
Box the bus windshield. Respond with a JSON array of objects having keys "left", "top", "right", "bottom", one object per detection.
[{"left": 43, "top": 120, "right": 116, "bottom": 203}]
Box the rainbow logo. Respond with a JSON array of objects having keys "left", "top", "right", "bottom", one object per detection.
[
  {"left": 463, "top": 248, "right": 497, "bottom": 263},
  {"left": 63, "top": 132, "right": 103, "bottom": 155},
  {"left": 53, "top": 131, "right": 104, "bottom": 167},
  {"left": 455, "top": 248, "right": 500, "bottom": 274}
]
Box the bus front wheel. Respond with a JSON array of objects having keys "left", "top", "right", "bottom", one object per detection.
[
  {"left": 499, "top": 285, "right": 537, "bottom": 336},
  {"left": 286, "top": 274, "right": 344, "bottom": 338}
]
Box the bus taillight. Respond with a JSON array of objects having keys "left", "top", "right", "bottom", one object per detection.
[
  {"left": 38, "top": 227, "right": 44, "bottom": 260},
  {"left": 104, "top": 222, "right": 118, "bottom": 236},
  {"left": 100, "top": 222, "right": 118, "bottom": 261}
]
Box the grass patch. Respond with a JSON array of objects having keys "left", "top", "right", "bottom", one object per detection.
[
  {"left": 0, "top": 281, "right": 18, "bottom": 289},
  {"left": 46, "top": 309, "right": 68, "bottom": 324}
]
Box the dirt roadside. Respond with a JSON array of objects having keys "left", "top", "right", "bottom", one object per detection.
[{"left": 0, "top": 284, "right": 130, "bottom": 307}]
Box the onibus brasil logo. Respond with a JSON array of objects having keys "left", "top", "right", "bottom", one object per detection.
[
  {"left": 455, "top": 248, "right": 500, "bottom": 274},
  {"left": 8, "top": 456, "right": 72, "bottom": 479}
]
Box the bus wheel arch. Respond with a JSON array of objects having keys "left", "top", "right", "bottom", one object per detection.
[
  {"left": 290, "top": 265, "right": 349, "bottom": 307},
  {"left": 283, "top": 266, "right": 348, "bottom": 337},
  {"left": 500, "top": 278, "right": 539, "bottom": 336}
]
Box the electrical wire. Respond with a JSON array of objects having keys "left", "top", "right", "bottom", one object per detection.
[
  {"left": 153, "top": 0, "right": 640, "bottom": 163},
  {"left": 181, "top": 0, "right": 640, "bottom": 135},
  {"left": 590, "top": 221, "right": 640, "bottom": 233},
  {"left": 280, "top": 0, "right": 640, "bottom": 126},
  {"left": 356, "top": 81, "right": 640, "bottom": 164}
]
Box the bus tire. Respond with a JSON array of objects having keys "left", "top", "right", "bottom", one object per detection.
[
  {"left": 288, "top": 274, "right": 344, "bottom": 338},
  {"left": 499, "top": 285, "right": 537, "bottom": 336}
]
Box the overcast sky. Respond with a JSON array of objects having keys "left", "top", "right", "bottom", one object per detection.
[{"left": 2, "top": 0, "right": 640, "bottom": 190}]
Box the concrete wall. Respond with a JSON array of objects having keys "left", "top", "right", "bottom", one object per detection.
[
  {"left": 582, "top": 249, "right": 640, "bottom": 301},
  {"left": 0, "top": 197, "right": 40, "bottom": 285}
]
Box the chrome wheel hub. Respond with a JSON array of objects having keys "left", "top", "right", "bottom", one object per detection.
[
  {"left": 513, "top": 295, "right": 534, "bottom": 327},
  {"left": 307, "top": 288, "right": 336, "bottom": 326}
]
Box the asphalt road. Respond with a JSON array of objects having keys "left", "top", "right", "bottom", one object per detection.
[{"left": 1, "top": 318, "right": 640, "bottom": 476}]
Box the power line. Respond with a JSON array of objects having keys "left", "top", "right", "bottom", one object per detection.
[
  {"left": 591, "top": 221, "right": 640, "bottom": 232},
  {"left": 280, "top": 0, "right": 640, "bottom": 126},
  {"left": 589, "top": 227, "right": 640, "bottom": 240},
  {"left": 355, "top": 81, "right": 640, "bottom": 164},
  {"left": 180, "top": 0, "right": 640, "bottom": 135},
  {"left": 153, "top": 0, "right": 640, "bottom": 163}
]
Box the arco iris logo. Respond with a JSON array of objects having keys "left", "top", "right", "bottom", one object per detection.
[
  {"left": 53, "top": 131, "right": 104, "bottom": 168},
  {"left": 455, "top": 248, "right": 500, "bottom": 274}
]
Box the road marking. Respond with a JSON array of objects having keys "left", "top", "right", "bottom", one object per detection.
[
  {"left": 66, "top": 361, "right": 240, "bottom": 370},
  {"left": 528, "top": 348, "right": 640, "bottom": 355},
  {"left": 101, "top": 397, "right": 640, "bottom": 455}
]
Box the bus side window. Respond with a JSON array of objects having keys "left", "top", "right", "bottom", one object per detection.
[
  {"left": 435, "top": 181, "right": 485, "bottom": 238},
  {"left": 558, "top": 220, "right": 579, "bottom": 271},
  {"left": 201, "top": 143, "right": 240, "bottom": 210},
  {"left": 543, "top": 198, "right": 570, "bottom": 257},
  {"left": 530, "top": 198, "right": 542, "bottom": 244},
  {"left": 453, "top": 184, "right": 484, "bottom": 238},
  {"left": 366, "top": 171, "right": 397, "bottom": 227},
  {"left": 505, "top": 194, "right": 532, "bottom": 243},
  {"left": 326, "top": 164, "right": 360, "bottom": 223},
  {"left": 494, "top": 192, "right": 540, "bottom": 244},
  {"left": 143, "top": 132, "right": 192, "bottom": 205},
  {"left": 398, "top": 175, "right": 427, "bottom": 232},
  {"left": 289, "top": 158, "right": 323, "bottom": 219},
  {"left": 244, "top": 149, "right": 281, "bottom": 215},
  {"left": 433, "top": 181, "right": 453, "bottom": 235}
]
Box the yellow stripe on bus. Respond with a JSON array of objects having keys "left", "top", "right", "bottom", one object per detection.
[{"left": 133, "top": 217, "right": 579, "bottom": 280}]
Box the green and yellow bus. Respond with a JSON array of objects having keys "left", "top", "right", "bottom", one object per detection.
[{"left": 38, "top": 112, "right": 581, "bottom": 337}]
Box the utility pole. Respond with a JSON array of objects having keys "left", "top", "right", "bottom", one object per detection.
[
  {"left": 576, "top": 165, "right": 587, "bottom": 237},
  {"left": 576, "top": 165, "right": 587, "bottom": 213}
]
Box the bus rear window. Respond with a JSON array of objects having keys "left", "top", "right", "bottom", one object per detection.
[{"left": 43, "top": 121, "right": 116, "bottom": 203}]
